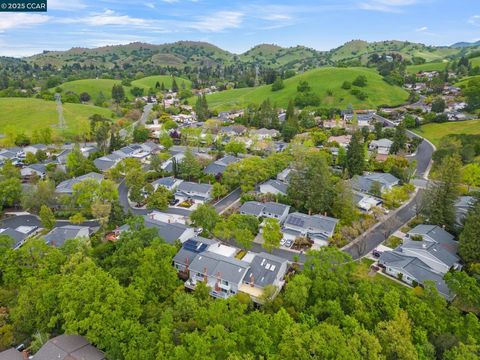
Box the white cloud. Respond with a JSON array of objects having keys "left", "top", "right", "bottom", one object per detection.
[
  {"left": 358, "top": 0, "right": 417, "bottom": 12},
  {"left": 190, "top": 11, "right": 244, "bottom": 32},
  {"left": 416, "top": 26, "right": 428, "bottom": 32},
  {"left": 60, "top": 9, "right": 152, "bottom": 27},
  {"left": 468, "top": 15, "right": 480, "bottom": 27},
  {"left": 0, "top": 14, "right": 50, "bottom": 32},
  {"left": 48, "top": 0, "right": 87, "bottom": 11}
]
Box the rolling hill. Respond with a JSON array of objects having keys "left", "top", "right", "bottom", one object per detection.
[
  {"left": 0, "top": 98, "right": 114, "bottom": 138},
  {"left": 406, "top": 61, "right": 448, "bottom": 74},
  {"left": 198, "top": 67, "right": 409, "bottom": 111},
  {"left": 329, "top": 40, "right": 459, "bottom": 64},
  {"left": 130, "top": 75, "right": 191, "bottom": 91},
  {"left": 56, "top": 75, "right": 191, "bottom": 102},
  {"left": 57, "top": 79, "right": 124, "bottom": 101},
  {"left": 25, "top": 39, "right": 472, "bottom": 72}
]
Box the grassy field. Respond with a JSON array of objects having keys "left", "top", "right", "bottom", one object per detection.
[
  {"left": 456, "top": 75, "right": 480, "bottom": 88},
  {"left": 198, "top": 67, "right": 409, "bottom": 111},
  {"left": 0, "top": 97, "right": 114, "bottom": 138},
  {"left": 57, "top": 75, "right": 191, "bottom": 102},
  {"left": 412, "top": 120, "right": 480, "bottom": 146},
  {"left": 470, "top": 56, "right": 480, "bottom": 67},
  {"left": 406, "top": 61, "right": 448, "bottom": 74},
  {"left": 58, "top": 79, "right": 124, "bottom": 101},
  {"left": 131, "top": 75, "right": 191, "bottom": 90}
]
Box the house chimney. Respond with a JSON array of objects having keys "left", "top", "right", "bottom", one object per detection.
[
  {"left": 250, "top": 273, "right": 254, "bottom": 287},
  {"left": 22, "top": 350, "right": 29, "bottom": 360},
  {"left": 203, "top": 267, "right": 208, "bottom": 282}
]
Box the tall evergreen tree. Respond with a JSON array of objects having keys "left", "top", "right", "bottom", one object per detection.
[
  {"left": 423, "top": 155, "right": 462, "bottom": 230},
  {"left": 171, "top": 77, "right": 179, "bottom": 92},
  {"left": 458, "top": 198, "right": 480, "bottom": 264},
  {"left": 346, "top": 130, "right": 365, "bottom": 177},
  {"left": 390, "top": 122, "right": 407, "bottom": 154}
]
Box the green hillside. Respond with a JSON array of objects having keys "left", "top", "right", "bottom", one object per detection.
[
  {"left": 330, "top": 40, "right": 458, "bottom": 64},
  {"left": 57, "top": 75, "right": 191, "bottom": 102},
  {"left": 0, "top": 98, "right": 114, "bottom": 138},
  {"left": 470, "top": 56, "right": 480, "bottom": 67},
  {"left": 199, "top": 67, "right": 409, "bottom": 111},
  {"left": 406, "top": 61, "right": 448, "bottom": 74},
  {"left": 413, "top": 120, "right": 480, "bottom": 146},
  {"left": 131, "top": 75, "right": 191, "bottom": 91},
  {"left": 58, "top": 79, "right": 124, "bottom": 101},
  {"left": 455, "top": 75, "right": 480, "bottom": 87}
]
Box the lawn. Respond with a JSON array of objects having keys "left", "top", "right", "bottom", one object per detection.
[
  {"left": 352, "top": 258, "right": 408, "bottom": 291},
  {"left": 412, "top": 120, "right": 480, "bottom": 146},
  {"left": 0, "top": 97, "right": 115, "bottom": 139},
  {"left": 455, "top": 75, "right": 480, "bottom": 88},
  {"left": 406, "top": 61, "right": 448, "bottom": 74},
  {"left": 196, "top": 67, "right": 409, "bottom": 111}
]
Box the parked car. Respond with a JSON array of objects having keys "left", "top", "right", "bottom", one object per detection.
[
  {"left": 284, "top": 240, "right": 293, "bottom": 248},
  {"left": 372, "top": 250, "right": 382, "bottom": 258}
]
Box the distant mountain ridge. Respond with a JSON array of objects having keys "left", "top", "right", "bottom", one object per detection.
[
  {"left": 450, "top": 40, "right": 480, "bottom": 49},
  {"left": 20, "top": 39, "right": 480, "bottom": 70}
]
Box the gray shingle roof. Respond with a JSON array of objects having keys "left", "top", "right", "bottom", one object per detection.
[
  {"left": 177, "top": 181, "right": 211, "bottom": 195},
  {"left": 284, "top": 212, "right": 339, "bottom": 237},
  {"left": 32, "top": 335, "right": 105, "bottom": 360},
  {"left": 408, "top": 225, "right": 455, "bottom": 246},
  {"left": 351, "top": 173, "right": 399, "bottom": 193},
  {"left": 152, "top": 176, "right": 179, "bottom": 189},
  {"left": 144, "top": 217, "right": 190, "bottom": 244},
  {"left": 56, "top": 172, "right": 104, "bottom": 194},
  {"left": 244, "top": 252, "right": 286, "bottom": 288},
  {"left": 239, "top": 201, "right": 265, "bottom": 217},
  {"left": 0, "top": 348, "right": 23, "bottom": 360},
  {"left": 263, "top": 202, "right": 289, "bottom": 216},
  {"left": 44, "top": 225, "right": 89, "bottom": 247},
  {"left": 260, "top": 179, "right": 288, "bottom": 194},
  {"left": 189, "top": 251, "right": 249, "bottom": 284}
]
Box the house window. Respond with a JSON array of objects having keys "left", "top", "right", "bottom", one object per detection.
[{"left": 221, "top": 280, "right": 229, "bottom": 286}]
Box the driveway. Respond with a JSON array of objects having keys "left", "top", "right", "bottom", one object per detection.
[{"left": 213, "top": 187, "right": 242, "bottom": 214}]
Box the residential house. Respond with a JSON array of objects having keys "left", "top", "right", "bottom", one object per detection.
[
  {"left": 118, "top": 215, "right": 195, "bottom": 244},
  {"left": 0, "top": 225, "right": 39, "bottom": 249},
  {"left": 56, "top": 172, "right": 104, "bottom": 194},
  {"left": 379, "top": 225, "right": 461, "bottom": 299},
  {"left": 353, "top": 192, "right": 382, "bottom": 212},
  {"left": 0, "top": 149, "right": 20, "bottom": 162},
  {"left": 186, "top": 250, "right": 250, "bottom": 299},
  {"left": 93, "top": 153, "right": 124, "bottom": 172},
  {"left": 369, "top": 138, "right": 393, "bottom": 155},
  {"left": 20, "top": 163, "right": 46, "bottom": 179},
  {"left": 173, "top": 236, "right": 219, "bottom": 273},
  {"left": 152, "top": 177, "right": 183, "bottom": 191},
  {"left": 241, "top": 252, "right": 288, "bottom": 301},
  {"left": 219, "top": 125, "right": 247, "bottom": 137},
  {"left": 175, "top": 181, "right": 212, "bottom": 204},
  {"left": 250, "top": 128, "right": 280, "bottom": 140},
  {"left": 31, "top": 334, "right": 105, "bottom": 360},
  {"left": 282, "top": 212, "right": 339, "bottom": 247},
  {"left": 276, "top": 168, "right": 293, "bottom": 183},
  {"left": 351, "top": 173, "right": 400, "bottom": 194},
  {"left": 24, "top": 144, "right": 47, "bottom": 155},
  {"left": 259, "top": 179, "right": 288, "bottom": 196},
  {"left": 162, "top": 152, "right": 185, "bottom": 173},
  {"left": 328, "top": 135, "right": 351, "bottom": 148},
  {"left": 239, "top": 201, "right": 290, "bottom": 222},
  {"left": 44, "top": 225, "right": 90, "bottom": 247},
  {"left": 204, "top": 155, "right": 240, "bottom": 176},
  {"left": 454, "top": 196, "right": 474, "bottom": 226}
]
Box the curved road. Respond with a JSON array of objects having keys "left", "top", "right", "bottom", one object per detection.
[{"left": 344, "top": 115, "right": 435, "bottom": 259}]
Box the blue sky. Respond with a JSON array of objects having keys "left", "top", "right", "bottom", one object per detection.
[{"left": 0, "top": 0, "right": 479, "bottom": 57}]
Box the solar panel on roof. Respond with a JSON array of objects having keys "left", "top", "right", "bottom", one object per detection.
[{"left": 289, "top": 216, "right": 304, "bottom": 227}]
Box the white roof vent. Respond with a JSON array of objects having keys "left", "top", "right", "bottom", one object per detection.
[{"left": 270, "top": 265, "right": 276, "bottom": 272}]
